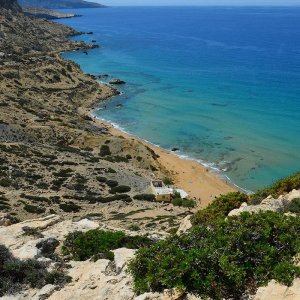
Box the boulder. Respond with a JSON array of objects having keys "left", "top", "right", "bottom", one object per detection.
[
  {"left": 254, "top": 279, "right": 300, "bottom": 300},
  {"left": 176, "top": 215, "right": 192, "bottom": 234},
  {"left": 109, "top": 78, "right": 126, "bottom": 85},
  {"left": 228, "top": 189, "right": 300, "bottom": 217}
]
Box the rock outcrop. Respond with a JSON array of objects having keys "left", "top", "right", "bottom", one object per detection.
[
  {"left": 254, "top": 279, "right": 300, "bottom": 300},
  {"left": 228, "top": 189, "right": 300, "bottom": 216}
]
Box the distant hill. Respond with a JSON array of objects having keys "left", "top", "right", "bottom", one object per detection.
[
  {"left": 18, "top": 0, "right": 106, "bottom": 9},
  {"left": 0, "top": 0, "right": 22, "bottom": 11}
]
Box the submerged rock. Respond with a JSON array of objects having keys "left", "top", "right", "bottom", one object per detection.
[{"left": 109, "top": 78, "right": 126, "bottom": 84}]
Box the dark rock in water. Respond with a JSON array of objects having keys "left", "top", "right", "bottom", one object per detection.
[
  {"left": 86, "top": 32, "right": 93, "bottom": 35},
  {"left": 98, "top": 74, "right": 109, "bottom": 79},
  {"left": 171, "top": 147, "right": 180, "bottom": 152},
  {"left": 109, "top": 78, "right": 126, "bottom": 85},
  {"left": 83, "top": 51, "right": 88, "bottom": 55},
  {"left": 116, "top": 104, "right": 123, "bottom": 108},
  {"left": 91, "top": 40, "right": 96, "bottom": 43}
]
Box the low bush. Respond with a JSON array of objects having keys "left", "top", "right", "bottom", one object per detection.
[
  {"left": 163, "top": 177, "right": 174, "bottom": 185},
  {"left": 99, "top": 145, "right": 111, "bottom": 157},
  {"left": 0, "top": 245, "right": 70, "bottom": 296},
  {"left": 96, "top": 176, "right": 107, "bottom": 183},
  {"left": 106, "top": 180, "right": 118, "bottom": 188},
  {"left": 24, "top": 204, "right": 46, "bottom": 214},
  {"left": 0, "top": 178, "right": 11, "bottom": 187},
  {"left": 172, "top": 198, "right": 182, "bottom": 206},
  {"left": 250, "top": 171, "right": 300, "bottom": 204},
  {"left": 133, "top": 194, "right": 155, "bottom": 202},
  {"left": 128, "top": 211, "right": 300, "bottom": 299},
  {"left": 98, "top": 194, "right": 132, "bottom": 203},
  {"left": 21, "top": 194, "right": 50, "bottom": 204},
  {"left": 104, "top": 168, "right": 117, "bottom": 174},
  {"left": 288, "top": 198, "right": 300, "bottom": 213},
  {"left": 110, "top": 185, "right": 131, "bottom": 194},
  {"left": 62, "top": 229, "right": 151, "bottom": 261},
  {"left": 192, "top": 192, "right": 248, "bottom": 225},
  {"left": 103, "top": 155, "right": 129, "bottom": 163},
  {"left": 59, "top": 202, "right": 81, "bottom": 213}
]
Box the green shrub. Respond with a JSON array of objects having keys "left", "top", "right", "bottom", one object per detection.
[
  {"left": 133, "top": 194, "right": 155, "bottom": 202},
  {"left": 0, "top": 245, "right": 70, "bottom": 297},
  {"left": 104, "top": 155, "right": 129, "bottom": 163},
  {"left": 182, "top": 199, "right": 196, "bottom": 208},
  {"left": 250, "top": 171, "right": 300, "bottom": 204},
  {"left": 128, "top": 224, "right": 140, "bottom": 231},
  {"left": 24, "top": 204, "right": 46, "bottom": 214},
  {"left": 110, "top": 185, "right": 131, "bottom": 194},
  {"left": 98, "top": 194, "right": 132, "bottom": 203},
  {"left": 53, "top": 168, "right": 74, "bottom": 178},
  {"left": 288, "top": 198, "right": 300, "bottom": 213},
  {"left": 172, "top": 198, "right": 183, "bottom": 206},
  {"left": 104, "top": 168, "right": 117, "bottom": 174},
  {"left": 99, "top": 145, "right": 111, "bottom": 157},
  {"left": 106, "top": 180, "right": 118, "bottom": 188},
  {"left": 21, "top": 194, "right": 50, "bottom": 204},
  {"left": 96, "top": 176, "right": 107, "bottom": 183},
  {"left": 128, "top": 211, "right": 300, "bottom": 299},
  {"left": 62, "top": 229, "right": 151, "bottom": 261},
  {"left": 59, "top": 202, "right": 81, "bottom": 213},
  {"left": 0, "top": 178, "right": 11, "bottom": 187},
  {"left": 163, "top": 177, "right": 174, "bottom": 185},
  {"left": 192, "top": 192, "right": 248, "bottom": 225}
]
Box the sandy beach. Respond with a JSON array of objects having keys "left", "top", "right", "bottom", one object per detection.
[{"left": 93, "top": 117, "right": 237, "bottom": 208}]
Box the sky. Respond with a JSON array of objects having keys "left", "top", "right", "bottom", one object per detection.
[{"left": 95, "top": 0, "right": 300, "bottom": 5}]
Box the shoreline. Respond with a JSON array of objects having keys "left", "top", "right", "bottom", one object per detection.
[{"left": 90, "top": 113, "right": 237, "bottom": 207}]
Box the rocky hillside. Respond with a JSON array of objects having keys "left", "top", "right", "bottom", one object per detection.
[
  {"left": 19, "top": 0, "right": 105, "bottom": 9},
  {"left": 0, "top": 4, "right": 190, "bottom": 233},
  {"left": 0, "top": 188, "right": 299, "bottom": 300}
]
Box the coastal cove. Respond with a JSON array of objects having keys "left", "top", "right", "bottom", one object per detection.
[{"left": 58, "top": 6, "right": 300, "bottom": 192}]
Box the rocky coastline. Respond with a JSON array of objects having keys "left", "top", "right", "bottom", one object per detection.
[{"left": 1, "top": 2, "right": 299, "bottom": 299}]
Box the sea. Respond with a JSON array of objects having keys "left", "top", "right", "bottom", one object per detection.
[{"left": 57, "top": 6, "right": 300, "bottom": 192}]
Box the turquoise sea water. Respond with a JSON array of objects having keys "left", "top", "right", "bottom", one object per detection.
[{"left": 57, "top": 7, "right": 300, "bottom": 192}]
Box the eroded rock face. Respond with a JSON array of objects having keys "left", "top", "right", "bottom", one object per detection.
[
  {"left": 254, "top": 279, "right": 300, "bottom": 300},
  {"left": 228, "top": 189, "right": 300, "bottom": 217}
]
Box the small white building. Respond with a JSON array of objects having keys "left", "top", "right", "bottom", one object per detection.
[{"left": 150, "top": 180, "right": 189, "bottom": 202}]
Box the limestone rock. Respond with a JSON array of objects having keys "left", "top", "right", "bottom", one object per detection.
[
  {"left": 254, "top": 279, "right": 300, "bottom": 300},
  {"left": 228, "top": 189, "right": 300, "bottom": 217},
  {"left": 177, "top": 215, "right": 192, "bottom": 234},
  {"left": 113, "top": 248, "right": 136, "bottom": 273}
]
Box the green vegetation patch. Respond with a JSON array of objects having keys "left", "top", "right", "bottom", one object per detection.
[
  {"left": 59, "top": 202, "right": 81, "bottom": 213},
  {"left": 109, "top": 185, "right": 131, "bottom": 194},
  {"left": 133, "top": 194, "right": 156, "bottom": 202},
  {"left": 192, "top": 192, "right": 248, "bottom": 225},
  {"left": 24, "top": 204, "right": 46, "bottom": 214},
  {"left": 128, "top": 211, "right": 300, "bottom": 299},
  {"left": 62, "top": 229, "right": 151, "bottom": 261},
  {"left": 0, "top": 245, "right": 70, "bottom": 297},
  {"left": 172, "top": 198, "right": 196, "bottom": 208},
  {"left": 250, "top": 171, "right": 300, "bottom": 204},
  {"left": 99, "top": 145, "right": 111, "bottom": 157}
]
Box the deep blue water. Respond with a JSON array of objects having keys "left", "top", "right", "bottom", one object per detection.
[{"left": 57, "top": 6, "right": 300, "bottom": 191}]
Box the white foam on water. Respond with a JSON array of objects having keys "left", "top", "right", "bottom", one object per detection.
[{"left": 92, "top": 113, "right": 252, "bottom": 194}]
